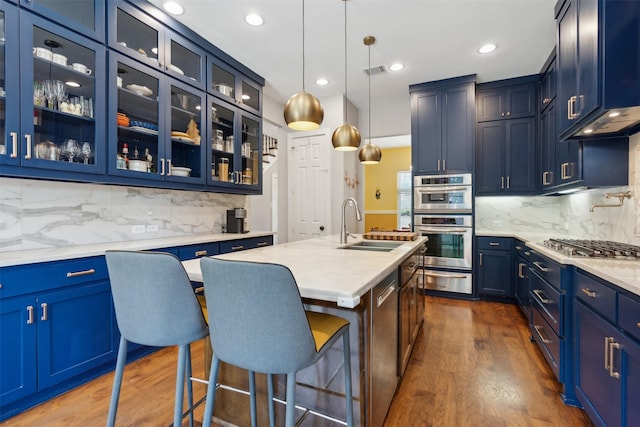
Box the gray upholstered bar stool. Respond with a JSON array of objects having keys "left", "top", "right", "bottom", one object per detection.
[
  {"left": 199, "top": 257, "right": 354, "bottom": 427},
  {"left": 105, "top": 250, "right": 209, "bottom": 427}
]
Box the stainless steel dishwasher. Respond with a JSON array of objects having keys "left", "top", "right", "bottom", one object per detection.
[{"left": 370, "top": 270, "right": 399, "bottom": 427}]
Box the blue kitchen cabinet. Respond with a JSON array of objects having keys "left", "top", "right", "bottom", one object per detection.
[
  {"left": 514, "top": 240, "right": 531, "bottom": 319},
  {"left": 0, "top": 2, "right": 20, "bottom": 166},
  {"left": 476, "top": 117, "right": 536, "bottom": 195},
  {"left": 539, "top": 51, "right": 557, "bottom": 189},
  {"left": 0, "top": 257, "right": 117, "bottom": 421},
  {"left": 556, "top": 0, "right": 640, "bottom": 139},
  {"left": 0, "top": 11, "right": 107, "bottom": 178},
  {"left": 19, "top": 0, "right": 105, "bottom": 42},
  {"left": 539, "top": 49, "right": 556, "bottom": 113},
  {"left": 209, "top": 55, "right": 262, "bottom": 116},
  {"left": 108, "top": 0, "right": 207, "bottom": 91},
  {"left": 410, "top": 75, "right": 476, "bottom": 175},
  {"left": 476, "top": 237, "right": 513, "bottom": 298},
  {"left": 476, "top": 82, "right": 536, "bottom": 122},
  {"left": 220, "top": 235, "right": 273, "bottom": 253}
]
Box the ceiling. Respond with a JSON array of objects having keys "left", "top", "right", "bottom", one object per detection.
[{"left": 148, "top": 0, "right": 557, "bottom": 143}]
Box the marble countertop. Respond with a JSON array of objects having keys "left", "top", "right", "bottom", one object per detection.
[
  {"left": 477, "top": 230, "right": 640, "bottom": 297},
  {"left": 0, "top": 231, "right": 275, "bottom": 268},
  {"left": 182, "top": 234, "right": 428, "bottom": 309}
]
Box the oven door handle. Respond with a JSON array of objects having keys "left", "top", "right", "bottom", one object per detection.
[
  {"left": 416, "top": 186, "right": 468, "bottom": 194},
  {"left": 421, "top": 271, "right": 468, "bottom": 279},
  {"left": 417, "top": 228, "right": 468, "bottom": 234}
]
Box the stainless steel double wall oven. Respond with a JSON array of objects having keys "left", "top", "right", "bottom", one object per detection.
[{"left": 413, "top": 173, "right": 473, "bottom": 294}]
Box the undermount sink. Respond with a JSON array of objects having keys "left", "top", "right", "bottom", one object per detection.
[{"left": 340, "top": 240, "right": 404, "bottom": 252}]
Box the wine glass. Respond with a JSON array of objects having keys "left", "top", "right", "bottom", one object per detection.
[
  {"left": 53, "top": 80, "right": 67, "bottom": 110},
  {"left": 61, "top": 139, "right": 80, "bottom": 163},
  {"left": 33, "top": 81, "right": 45, "bottom": 107},
  {"left": 43, "top": 80, "right": 57, "bottom": 109},
  {"left": 81, "top": 142, "right": 93, "bottom": 164}
]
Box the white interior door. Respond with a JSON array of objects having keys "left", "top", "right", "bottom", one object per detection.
[{"left": 288, "top": 132, "right": 331, "bottom": 242}]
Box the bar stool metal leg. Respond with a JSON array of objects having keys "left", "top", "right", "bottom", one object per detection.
[
  {"left": 285, "top": 373, "right": 296, "bottom": 427},
  {"left": 249, "top": 370, "right": 257, "bottom": 427},
  {"left": 186, "top": 344, "right": 195, "bottom": 427},
  {"left": 343, "top": 331, "right": 354, "bottom": 427},
  {"left": 174, "top": 345, "right": 189, "bottom": 427},
  {"left": 107, "top": 336, "right": 128, "bottom": 427},
  {"left": 202, "top": 354, "right": 220, "bottom": 427}
]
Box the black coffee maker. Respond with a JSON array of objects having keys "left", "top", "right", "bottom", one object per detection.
[{"left": 226, "top": 208, "right": 247, "bottom": 233}]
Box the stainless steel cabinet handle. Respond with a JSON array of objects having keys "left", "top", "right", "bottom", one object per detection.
[
  {"left": 257, "top": 242, "right": 268, "bottom": 247},
  {"left": 609, "top": 339, "right": 621, "bottom": 379},
  {"left": 417, "top": 227, "right": 467, "bottom": 234},
  {"left": 377, "top": 281, "right": 396, "bottom": 307},
  {"left": 479, "top": 253, "right": 483, "bottom": 266},
  {"left": 10, "top": 132, "right": 18, "bottom": 158},
  {"left": 524, "top": 251, "right": 530, "bottom": 256},
  {"left": 543, "top": 97, "right": 551, "bottom": 105},
  {"left": 533, "top": 324, "right": 552, "bottom": 344},
  {"left": 501, "top": 112, "right": 505, "bottom": 117},
  {"left": 422, "top": 271, "right": 467, "bottom": 279},
  {"left": 194, "top": 286, "right": 204, "bottom": 294},
  {"left": 515, "top": 245, "right": 523, "bottom": 250},
  {"left": 437, "top": 159, "right": 440, "bottom": 171},
  {"left": 25, "top": 134, "right": 32, "bottom": 159},
  {"left": 506, "top": 111, "right": 511, "bottom": 117},
  {"left": 532, "top": 289, "right": 550, "bottom": 304},
  {"left": 637, "top": 322, "right": 640, "bottom": 329},
  {"left": 160, "top": 158, "right": 166, "bottom": 175},
  {"left": 194, "top": 250, "right": 208, "bottom": 257},
  {"left": 518, "top": 263, "right": 525, "bottom": 279},
  {"left": 604, "top": 336, "right": 610, "bottom": 370},
  {"left": 419, "top": 186, "right": 468, "bottom": 194},
  {"left": 231, "top": 245, "right": 244, "bottom": 251},
  {"left": 501, "top": 176, "right": 505, "bottom": 189},
  {"left": 167, "top": 159, "right": 172, "bottom": 176},
  {"left": 533, "top": 261, "right": 549, "bottom": 272},
  {"left": 41, "top": 302, "right": 48, "bottom": 321},
  {"left": 581, "top": 288, "right": 597, "bottom": 298},
  {"left": 506, "top": 176, "right": 510, "bottom": 189},
  {"left": 442, "top": 159, "right": 446, "bottom": 170},
  {"left": 27, "top": 306, "right": 34, "bottom": 325},
  {"left": 542, "top": 171, "right": 549, "bottom": 185},
  {"left": 67, "top": 268, "right": 96, "bottom": 278},
  {"left": 489, "top": 242, "right": 500, "bottom": 246}
]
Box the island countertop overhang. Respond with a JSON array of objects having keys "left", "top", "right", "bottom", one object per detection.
[{"left": 182, "top": 234, "right": 428, "bottom": 308}]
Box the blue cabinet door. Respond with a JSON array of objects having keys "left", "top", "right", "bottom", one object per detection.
[
  {"left": 505, "top": 85, "right": 536, "bottom": 119},
  {"left": 575, "top": 301, "right": 622, "bottom": 427},
  {"left": 442, "top": 83, "right": 474, "bottom": 173},
  {"left": 477, "top": 248, "right": 512, "bottom": 297},
  {"left": 505, "top": 117, "right": 536, "bottom": 193},
  {"left": 36, "top": 282, "right": 116, "bottom": 390},
  {"left": 576, "top": 0, "right": 598, "bottom": 122},
  {"left": 0, "top": 2, "right": 19, "bottom": 166},
  {"left": 557, "top": 0, "right": 578, "bottom": 136},
  {"left": 0, "top": 295, "right": 37, "bottom": 406},
  {"left": 476, "top": 121, "right": 505, "bottom": 193},
  {"left": 476, "top": 89, "right": 504, "bottom": 122},
  {"left": 540, "top": 101, "right": 557, "bottom": 188},
  {"left": 411, "top": 89, "right": 441, "bottom": 174},
  {"left": 515, "top": 254, "right": 530, "bottom": 318},
  {"left": 20, "top": 0, "right": 105, "bottom": 42}
]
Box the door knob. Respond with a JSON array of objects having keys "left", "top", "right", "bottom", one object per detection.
[{"left": 319, "top": 225, "right": 325, "bottom": 231}]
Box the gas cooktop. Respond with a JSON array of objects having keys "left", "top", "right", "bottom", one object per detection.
[{"left": 541, "top": 239, "right": 640, "bottom": 260}]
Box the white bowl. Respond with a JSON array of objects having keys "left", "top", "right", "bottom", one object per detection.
[
  {"left": 128, "top": 159, "right": 147, "bottom": 172},
  {"left": 172, "top": 166, "right": 191, "bottom": 177}
]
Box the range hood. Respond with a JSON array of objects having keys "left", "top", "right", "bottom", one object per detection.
[{"left": 573, "top": 107, "right": 640, "bottom": 137}]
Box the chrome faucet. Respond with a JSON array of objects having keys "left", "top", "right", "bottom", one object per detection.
[{"left": 340, "top": 197, "right": 363, "bottom": 244}]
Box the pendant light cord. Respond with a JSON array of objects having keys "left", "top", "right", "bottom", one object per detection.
[
  {"left": 343, "top": 0, "right": 348, "bottom": 123},
  {"left": 302, "top": 0, "right": 306, "bottom": 92},
  {"left": 368, "top": 42, "right": 371, "bottom": 145}
]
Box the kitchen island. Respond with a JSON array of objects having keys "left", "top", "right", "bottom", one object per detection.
[{"left": 182, "top": 234, "right": 427, "bottom": 427}]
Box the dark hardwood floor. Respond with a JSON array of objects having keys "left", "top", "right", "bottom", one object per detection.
[{"left": 1, "top": 296, "right": 592, "bottom": 426}]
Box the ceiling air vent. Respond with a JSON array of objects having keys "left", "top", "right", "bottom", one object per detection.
[{"left": 364, "top": 65, "right": 387, "bottom": 76}]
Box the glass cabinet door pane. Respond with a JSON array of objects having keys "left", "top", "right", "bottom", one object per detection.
[
  {"left": 210, "top": 100, "right": 234, "bottom": 183},
  {"left": 169, "top": 86, "right": 202, "bottom": 179},
  {"left": 32, "top": 0, "right": 95, "bottom": 32},
  {"left": 0, "top": 10, "right": 6, "bottom": 157},
  {"left": 170, "top": 40, "right": 201, "bottom": 83},
  {"left": 116, "top": 62, "right": 159, "bottom": 175},
  {"left": 241, "top": 115, "right": 259, "bottom": 186},
  {"left": 241, "top": 81, "right": 259, "bottom": 112},
  {"left": 211, "top": 64, "right": 235, "bottom": 100},
  {"left": 32, "top": 26, "right": 97, "bottom": 165},
  {"left": 116, "top": 8, "right": 159, "bottom": 64}
]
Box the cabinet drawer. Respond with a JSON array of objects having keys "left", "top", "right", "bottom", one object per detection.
[
  {"left": 514, "top": 240, "right": 532, "bottom": 259},
  {"left": 530, "top": 270, "right": 562, "bottom": 336},
  {"left": 531, "top": 306, "right": 561, "bottom": 380},
  {"left": 220, "top": 236, "right": 273, "bottom": 253},
  {"left": 528, "top": 251, "right": 561, "bottom": 290},
  {"left": 618, "top": 293, "right": 640, "bottom": 342},
  {"left": 477, "top": 237, "right": 512, "bottom": 251},
  {"left": 178, "top": 243, "right": 220, "bottom": 260},
  {"left": 0, "top": 257, "right": 108, "bottom": 298},
  {"left": 575, "top": 271, "right": 616, "bottom": 323}
]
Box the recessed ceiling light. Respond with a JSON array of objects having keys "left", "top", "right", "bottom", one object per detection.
[
  {"left": 163, "top": 1, "right": 184, "bottom": 16},
  {"left": 389, "top": 63, "right": 404, "bottom": 71},
  {"left": 583, "top": 128, "right": 594, "bottom": 134},
  {"left": 245, "top": 13, "right": 264, "bottom": 26},
  {"left": 608, "top": 111, "right": 621, "bottom": 118},
  {"left": 478, "top": 43, "right": 497, "bottom": 54},
  {"left": 65, "top": 81, "right": 81, "bottom": 87},
  {"left": 316, "top": 78, "right": 329, "bottom": 86}
]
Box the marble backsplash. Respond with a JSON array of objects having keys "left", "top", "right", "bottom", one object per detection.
[
  {"left": 0, "top": 177, "right": 246, "bottom": 253},
  {"left": 476, "top": 133, "right": 640, "bottom": 246}
]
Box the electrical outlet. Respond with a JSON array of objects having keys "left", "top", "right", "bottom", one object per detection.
[
  {"left": 131, "top": 224, "right": 146, "bottom": 234},
  {"left": 146, "top": 224, "right": 159, "bottom": 232}
]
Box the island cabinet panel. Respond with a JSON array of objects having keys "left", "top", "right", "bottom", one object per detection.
[
  {"left": 410, "top": 75, "right": 476, "bottom": 175},
  {"left": 574, "top": 271, "right": 640, "bottom": 427}
]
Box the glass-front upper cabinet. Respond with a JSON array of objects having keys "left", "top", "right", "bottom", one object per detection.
[
  {"left": 108, "top": 1, "right": 206, "bottom": 89},
  {"left": 240, "top": 113, "right": 260, "bottom": 187},
  {"left": 209, "top": 57, "right": 262, "bottom": 116},
  {"left": 109, "top": 53, "right": 205, "bottom": 184},
  {"left": 17, "top": 13, "right": 106, "bottom": 174},
  {"left": 20, "top": 0, "right": 105, "bottom": 42},
  {"left": 0, "top": 3, "right": 20, "bottom": 166}
]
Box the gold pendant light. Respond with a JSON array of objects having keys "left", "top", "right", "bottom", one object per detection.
[
  {"left": 332, "top": 0, "right": 361, "bottom": 151},
  {"left": 359, "top": 35, "right": 382, "bottom": 164},
  {"left": 284, "top": 0, "right": 324, "bottom": 130}
]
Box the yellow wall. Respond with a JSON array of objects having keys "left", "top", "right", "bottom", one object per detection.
[{"left": 363, "top": 146, "right": 411, "bottom": 231}]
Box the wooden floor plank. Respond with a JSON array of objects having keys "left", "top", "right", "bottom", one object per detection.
[{"left": 1, "top": 296, "right": 593, "bottom": 426}]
